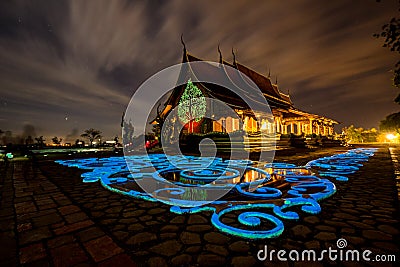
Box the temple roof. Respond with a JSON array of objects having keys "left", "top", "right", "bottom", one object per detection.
[
  {"left": 183, "top": 51, "right": 293, "bottom": 108},
  {"left": 155, "top": 46, "right": 338, "bottom": 125}
]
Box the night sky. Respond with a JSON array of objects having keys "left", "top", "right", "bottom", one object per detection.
[{"left": 0, "top": 0, "right": 399, "bottom": 142}]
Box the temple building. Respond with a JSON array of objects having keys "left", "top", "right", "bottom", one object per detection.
[{"left": 152, "top": 44, "right": 338, "bottom": 142}]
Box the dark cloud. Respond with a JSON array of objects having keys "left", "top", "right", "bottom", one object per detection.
[{"left": 0, "top": 0, "right": 399, "bottom": 140}]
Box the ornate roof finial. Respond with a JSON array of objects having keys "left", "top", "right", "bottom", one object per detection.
[
  {"left": 268, "top": 68, "right": 271, "bottom": 78},
  {"left": 275, "top": 76, "right": 278, "bottom": 85},
  {"left": 218, "top": 44, "right": 222, "bottom": 63},
  {"left": 180, "top": 34, "right": 186, "bottom": 52},
  {"left": 232, "top": 48, "right": 237, "bottom": 66}
]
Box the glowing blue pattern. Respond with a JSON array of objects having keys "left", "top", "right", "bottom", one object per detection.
[
  {"left": 305, "top": 148, "right": 377, "bottom": 181},
  {"left": 55, "top": 148, "right": 377, "bottom": 239}
]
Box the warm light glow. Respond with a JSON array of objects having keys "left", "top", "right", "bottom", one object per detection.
[
  {"left": 261, "top": 121, "right": 268, "bottom": 130},
  {"left": 386, "top": 133, "right": 397, "bottom": 141}
]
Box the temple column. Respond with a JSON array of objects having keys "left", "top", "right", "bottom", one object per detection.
[
  {"left": 297, "top": 122, "right": 302, "bottom": 135},
  {"left": 316, "top": 123, "right": 320, "bottom": 135},
  {"left": 290, "top": 123, "right": 294, "bottom": 134},
  {"left": 243, "top": 116, "right": 248, "bottom": 131},
  {"left": 309, "top": 119, "right": 313, "bottom": 135},
  {"left": 226, "top": 117, "right": 232, "bottom": 133},
  {"left": 234, "top": 118, "right": 239, "bottom": 132}
]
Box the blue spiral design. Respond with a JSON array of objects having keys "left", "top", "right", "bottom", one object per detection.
[
  {"left": 211, "top": 204, "right": 284, "bottom": 239},
  {"left": 55, "top": 148, "right": 377, "bottom": 239}
]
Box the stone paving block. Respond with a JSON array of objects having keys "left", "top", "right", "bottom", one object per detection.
[
  {"left": 19, "top": 242, "right": 46, "bottom": 264},
  {"left": 180, "top": 232, "right": 201, "bottom": 245},
  {"left": 197, "top": 253, "right": 226, "bottom": 266},
  {"left": 58, "top": 205, "right": 80, "bottom": 215},
  {"left": 149, "top": 240, "right": 183, "bottom": 257},
  {"left": 35, "top": 199, "right": 55, "bottom": 206},
  {"left": 231, "top": 256, "right": 257, "bottom": 267},
  {"left": 97, "top": 253, "right": 136, "bottom": 267},
  {"left": 19, "top": 226, "right": 52, "bottom": 245},
  {"left": 76, "top": 227, "right": 106, "bottom": 242},
  {"left": 53, "top": 220, "right": 94, "bottom": 235},
  {"left": 185, "top": 245, "right": 202, "bottom": 254},
  {"left": 64, "top": 212, "right": 89, "bottom": 224},
  {"left": 38, "top": 203, "right": 58, "bottom": 210},
  {"left": 14, "top": 196, "right": 33, "bottom": 203},
  {"left": 83, "top": 235, "right": 123, "bottom": 262},
  {"left": 32, "top": 213, "right": 62, "bottom": 227},
  {"left": 147, "top": 256, "right": 167, "bottom": 267},
  {"left": 50, "top": 243, "right": 89, "bottom": 267},
  {"left": 126, "top": 232, "right": 157, "bottom": 246},
  {"left": 55, "top": 199, "right": 73, "bottom": 206},
  {"left": 17, "top": 222, "right": 33, "bottom": 233},
  {"left": 362, "top": 229, "right": 392, "bottom": 240},
  {"left": 228, "top": 241, "right": 250, "bottom": 253},
  {"left": 50, "top": 222, "right": 65, "bottom": 230},
  {"left": 205, "top": 244, "right": 228, "bottom": 256},
  {"left": 204, "top": 232, "right": 230, "bottom": 245},
  {"left": 171, "top": 254, "right": 192, "bottom": 266},
  {"left": 14, "top": 201, "right": 37, "bottom": 214},
  {"left": 47, "top": 234, "right": 76, "bottom": 248},
  {"left": 15, "top": 192, "right": 34, "bottom": 198},
  {"left": 187, "top": 214, "right": 208, "bottom": 224}
]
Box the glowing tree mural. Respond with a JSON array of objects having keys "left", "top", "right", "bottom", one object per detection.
[{"left": 177, "top": 79, "right": 206, "bottom": 133}]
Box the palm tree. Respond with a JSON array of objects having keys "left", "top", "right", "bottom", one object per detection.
[{"left": 81, "top": 128, "right": 102, "bottom": 146}]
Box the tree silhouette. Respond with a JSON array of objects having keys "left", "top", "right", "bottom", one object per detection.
[
  {"left": 343, "top": 125, "right": 364, "bottom": 143},
  {"left": 122, "top": 119, "right": 134, "bottom": 145},
  {"left": 374, "top": 1, "right": 400, "bottom": 103},
  {"left": 380, "top": 112, "right": 400, "bottom": 133},
  {"left": 52, "top": 136, "right": 62, "bottom": 145},
  {"left": 81, "top": 128, "right": 102, "bottom": 146},
  {"left": 35, "top": 136, "right": 45, "bottom": 148}
]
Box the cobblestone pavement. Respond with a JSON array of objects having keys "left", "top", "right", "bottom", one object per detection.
[{"left": 1, "top": 147, "right": 399, "bottom": 266}]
